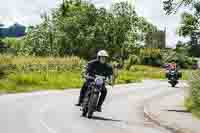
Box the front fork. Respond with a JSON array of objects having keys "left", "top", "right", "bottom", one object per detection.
[{"left": 89, "top": 89, "right": 100, "bottom": 109}]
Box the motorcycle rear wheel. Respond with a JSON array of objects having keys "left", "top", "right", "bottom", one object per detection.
[{"left": 82, "top": 107, "right": 88, "bottom": 117}]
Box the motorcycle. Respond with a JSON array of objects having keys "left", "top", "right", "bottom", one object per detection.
[
  {"left": 167, "top": 70, "right": 179, "bottom": 87},
  {"left": 81, "top": 74, "right": 111, "bottom": 119}
]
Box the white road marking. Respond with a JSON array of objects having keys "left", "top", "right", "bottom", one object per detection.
[{"left": 39, "top": 102, "right": 58, "bottom": 133}]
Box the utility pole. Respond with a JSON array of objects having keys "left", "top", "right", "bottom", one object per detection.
[
  {"left": 128, "top": 0, "right": 136, "bottom": 8},
  {"left": 164, "top": 27, "right": 166, "bottom": 49}
]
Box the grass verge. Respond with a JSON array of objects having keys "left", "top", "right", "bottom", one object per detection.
[
  {"left": 0, "top": 56, "right": 192, "bottom": 93},
  {"left": 184, "top": 70, "right": 200, "bottom": 119}
]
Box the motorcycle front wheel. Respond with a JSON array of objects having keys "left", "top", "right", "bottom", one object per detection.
[
  {"left": 171, "top": 81, "right": 176, "bottom": 87},
  {"left": 87, "top": 93, "right": 99, "bottom": 119}
]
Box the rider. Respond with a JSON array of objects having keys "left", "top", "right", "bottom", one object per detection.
[
  {"left": 165, "top": 60, "right": 179, "bottom": 78},
  {"left": 168, "top": 60, "right": 177, "bottom": 71},
  {"left": 75, "top": 50, "right": 113, "bottom": 112}
]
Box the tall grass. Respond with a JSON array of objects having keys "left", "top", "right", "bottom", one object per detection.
[
  {"left": 0, "top": 71, "right": 83, "bottom": 93},
  {"left": 0, "top": 55, "right": 85, "bottom": 92},
  {"left": 0, "top": 55, "right": 193, "bottom": 93},
  {"left": 185, "top": 70, "right": 200, "bottom": 118},
  {"left": 2, "top": 37, "right": 24, "bottom": 49},
  {"left": 117, "top": 65, "right": 164, "bottom": 83},
  {"left": 0, "top": 55, "right": 85, "bottom": 65}
]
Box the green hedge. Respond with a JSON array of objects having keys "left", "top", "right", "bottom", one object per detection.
[{"left": 185, "top": 70, "right": 200, "bottom": 118}]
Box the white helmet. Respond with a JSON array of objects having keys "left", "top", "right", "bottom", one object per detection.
[{"left": 97, "top": 50, "right": 109, "bottom": 57}]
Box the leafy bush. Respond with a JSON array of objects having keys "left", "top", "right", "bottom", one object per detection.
[
  {"left": 125, "top": 55, "right": 140, "bottom": 70},
  {"left": 185, "top": 70, "right": 200, "bottom": 118},
  {"left": 162, "top": 49, "right": 197, "bottom": 69},
  {"left": 175, "top": 54, "right": 196, "bottom": 69},
  {"left": 116, "top": 70, "right": 141, "bottom": 84},
  {"left": 2, "top": 37, "right": 25, "bottom": 54},
  {"left": 139, "top": 48, "right": 163, "bottom": 66}
]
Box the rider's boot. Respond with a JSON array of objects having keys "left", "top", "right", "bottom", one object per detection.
[
  {"left": 96, "top": 106, "right": 102, "bottom": 112},
  {"left": 75, "top": 96, "right": 83, "bottom": 106}
]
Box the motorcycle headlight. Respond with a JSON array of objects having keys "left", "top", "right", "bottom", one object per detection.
[
  {"left": 95, "top": 78, "right": 104, "bottom": 86},
  {"left": 170, "top": 71, "right": 175, "bottom": 74}
]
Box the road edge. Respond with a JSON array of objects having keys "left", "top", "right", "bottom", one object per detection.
[{"left": 143, "top": 97, "right": 193, "bottom": 133}]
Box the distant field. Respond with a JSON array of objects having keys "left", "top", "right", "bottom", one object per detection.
[{"left": 2, "top": 37, "right": 24, "bottom": 49}]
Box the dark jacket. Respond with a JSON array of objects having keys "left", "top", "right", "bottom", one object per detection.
[{"left": 86, "top": 59, "right": 113, "bottom": 77}]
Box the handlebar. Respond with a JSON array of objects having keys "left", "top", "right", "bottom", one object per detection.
[{"left": 83, "top": 74, "right": 112, "bottom": 86}]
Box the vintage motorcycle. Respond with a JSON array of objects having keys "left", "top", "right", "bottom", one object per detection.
[
  {"left": 81, "top": 74, "right": 111, "bottom": 119},
  {"left": 167, "top": 69, "right": 182, "bottom": 87}
]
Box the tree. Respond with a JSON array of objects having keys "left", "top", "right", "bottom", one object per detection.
[
  {"left": 110, "top": 2, "right": 134, "bottom": 61},
  {"left": 178, "top": 12, "right": 199, "bottom": 37},
  {"left": 22, "top": 0, "right": 158, "bottom": 59},
  {"left": 175, "top": 41, "right": 189, "bottom": 55},
  {"left": 163, "top": 0, "right": 194, "bottom": 15},
  {"left": 178, "top": 1, "right": 200, "bottom": 57},
  {"left": 178, "top": 2, "right": 200, "bottom": 37},
  {"left": 0, "top": 23, "right": 3, "bottom": 38}
]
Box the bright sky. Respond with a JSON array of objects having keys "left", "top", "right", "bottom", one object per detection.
[{"left": 0, "top": 0, "right": 190, "bottom": 47}]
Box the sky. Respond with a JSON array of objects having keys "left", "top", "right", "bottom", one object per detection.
[{"left": 0, "top": 0, "right": 190, "bottom": 47}]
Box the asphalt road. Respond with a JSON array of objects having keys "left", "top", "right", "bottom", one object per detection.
[{"left": 0, "top": 80, "right": 187, "bottom": 133}]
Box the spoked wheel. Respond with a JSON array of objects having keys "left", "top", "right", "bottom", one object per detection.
[{"left": 87, "top": 93, "right": 99, "bottom": 119}]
